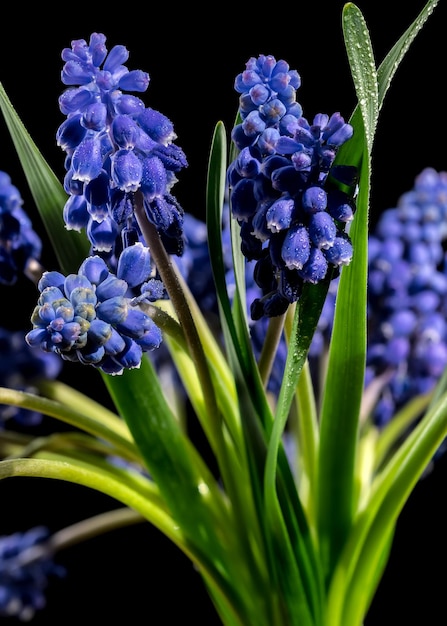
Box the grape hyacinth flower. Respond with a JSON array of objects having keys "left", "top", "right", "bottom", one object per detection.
[
  {"left": 57, "top": 33, "right": 188, "bottom": 273},
  {"left": 308, "top": 167, "right": 447, "bottom": 434},
  {"left": 1, "top": 8, "right": 446, "bottom": 624},
  {"left": 0, "top": 171, "right": 42, "bottom": 286},
  {"left": 0, "top": 327, "right": 62, "bottom": 428},
  {"left": 228, "top": 54, "right": 357, "bottom": 319},
  {"left": 365, "top": 167, "right": 447, "bottom": 427},
  {"left": 25, "top": 249, "right": 162, "bottom": 375},
  {"left": 0, "top": 526, "right": 65, "bottom": 621},
  {"left": 231, "top": 54, "right": 303, "bottom": 152}
]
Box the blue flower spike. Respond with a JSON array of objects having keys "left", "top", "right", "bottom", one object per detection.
[
  {"left": 228, "top": 54, "right": 358, "bottom": 319},
  {"left": 0, "top": 171, "right": 43, "bottom": 286},
  {"left": 25, "top": 255, "right": 162, "bottom": 374},
  {"left": 0, "top": 526, "right": 65, "bottom": 621},
  {"left": 57, "top": 33, "right": 188, "bottom": 277}
]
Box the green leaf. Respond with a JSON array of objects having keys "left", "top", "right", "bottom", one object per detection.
[
  {"left": 335, "top": 0, "right": 440, "bottom": 171},
  {"left": 321, "top": 2, "right": 441, "bottom": 620},
  {"left": 102, "top": 357, "right": 226, "bottom": 537},
  {"left": 262, "top": 285, "right": 331, "bottom": 626},
  {"left": 376, "top": 0, "right": 440, "bottom": 108},
  {"left": 206, "top": 124, "right": 256, "bottom": 386},
  {"left": 0, "top": 385, "right": 138, "bottom": 462},
  {"left": 342, "top": 4, "right": 379, "bottom": 154},
  {"left": 207, "top": 121, "right": 324, "bottom": 624},
  {"left": 317, "top": 2, "right": 377, "bottom": 582},
  {"left": 0, "top": 451, "right": 205, "bottom": 568},
  {"left": 328, "top": 390, "right": 447, "bottom": 626}
]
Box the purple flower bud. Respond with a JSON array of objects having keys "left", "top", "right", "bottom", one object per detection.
[
  {"left": 110, "top": 149, "right": 143, "bottom": 192},
  {"left": 103, "top": 44, "right": 129, "bottom": 72},
  {"left": 242, "top": 111, "right": 266, "bottom": 137},
  {"left": 113, "top": 337, "right": 143, "bottom": 369},
  {"left": 324, "top": 235, "right": 353, "bottom": 266},
  {"left": 87, "top": 215, "right": 120, "bottom": 252},
  {"left": 137, "top": 322, "right": 163, "bottom": 351},
  {"left": 63, "top": 195, "right": 90, "bottom": 231},
  {"left": 302, "top": 186, "right": 327, "bottom": 213},
  {"left": 235, "top": 147, "right": 262, "bottom": 178},
  {"left": 298, "top": 247, "right": 328, "bottom": 283},
  {"left": 118, "top": 69, "right": 150, "bottom": 92},
  {"left": 56, "top": 114, "right": 87, "bottom": 151},
  {"left": 257, "top": 128, "right": 280, "bottom": 155},
  {"left": 266, "top": 197, "right": 295, "bottom": 233},
  {"left": 71, "top": 136, "right": 104, "bottom": 182},
  {"left": 117, "top": 242, "right": 152, "bottom": 287},
  {"left": 309, "top": 212, "right": 337, "bottom": 249},
  {"left": 140, "top": 156, "right": 167, "bottom": 200},
  {"left": 96, "top": 295, "right": 128, "bottom": 324},
  {"left": 281, "top": 224, "right": 311, "bottom": 270},
  {"left": 82, "top": 102, "right": 107, "bottom": 131},
  {"left": 230, "top": 178, "right": 257, "bottom": 221},
  {"left": 59, "top": 87, "right": 97, "bottom": 116},
  {"left": 111, "top": 115, "right": 141, "bottom": 149}
]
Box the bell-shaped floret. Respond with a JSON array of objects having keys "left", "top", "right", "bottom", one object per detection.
[
  {"left": 87, "top": 216, "right": 120, "bottom": 251},
  {"left": 298, "top": 247, "right": 328, "bottom": 283},
  {"left": 266, "top": 197, "right": 295, "bottom": 233},
  {"left": 71, "top": 136, "right": 104, "bottom": 182},
  {"left": 110, "top": 149, "right": 143, "bottom": 192},
  {"left": 324, "top": 234, "right": 353, "bottom": 266},
  {"left": 117, "top": 242, "right": 152, "bottom": 287},
  {"left": 281, "top": 224, "right": 311, "bottom": 270},
  {"left": 308, "top": 211, "right": 337, "bottom": 249}
]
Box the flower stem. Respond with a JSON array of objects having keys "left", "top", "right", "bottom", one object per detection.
[
  {"left": 133, "top": 194, "right": 218, "bottom": 420},
  {"left": 258, "top": 312, "right": 286, "bottom": 388},
  {"left": 15, "top": 507, "right": 145, "bottom": 568}
]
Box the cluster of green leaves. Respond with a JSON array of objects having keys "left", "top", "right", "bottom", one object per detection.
[{"left": 0, "top": 2, "right": 445, "bottom": 625}]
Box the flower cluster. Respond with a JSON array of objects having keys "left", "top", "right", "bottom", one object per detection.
[
  {"left": 0, "top": 326, "right": 62, "bottom": 427},
  {"left": 0, "top": 526, "right": 65, "bottom": 621},
  {"left": 57, "top": 32, "right": 188, "bottom": 278},
  {"left": 365, "top": 167, "right": 447, "bottom": 426},
  {"left": 228, "top": 54, "right": 357, "bottom": 319},
  {"left": 307, "top": 167, "right": 447, "bottom": 432},
  {"left": 0, "top": 172, "right": 42, "bottom": 285},
  {"left": 25, "top": 248, "right": 162, "bottom": 374}
]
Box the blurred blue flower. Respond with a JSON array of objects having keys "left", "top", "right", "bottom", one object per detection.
[
  {"left": 0, "top": 172, "right": 42, "bottom": 286},
  {"left": 0, "top": 526, "right": 65, "bottom": 621},
  {"left": 310, "top": 167, "right": 447, "bottom": 430},
  {"left": 0, "top": 327, "right": 62, "bottom": 428}
]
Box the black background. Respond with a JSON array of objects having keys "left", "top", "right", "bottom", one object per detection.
[{"left": 1, "top": 1, "right": 447, "bottom": 623}]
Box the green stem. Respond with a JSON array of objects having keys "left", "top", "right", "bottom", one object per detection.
[
  {"left": 37, "top": 379, "right": 132, "bottom": 440},
  {"left": 258, "top": 312, "right": 286, "bottom": 387},
  {"left": 293, "top": 359, "right": 319, "bottom": 528},
  {"left": 133, "top": 194, "right": 218, "bottom": 423},
  {"left": 0, "top": 386, "right": 139, "bottom": 461},
  {"left": 374, "top": 391, "right": 431, "bottom": 471},
  {"left": 327, "top": 389, "right": 447, "bottom": 626},
  {"left": 16, "top": 507, "right": 145, "bottom": 567}
]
